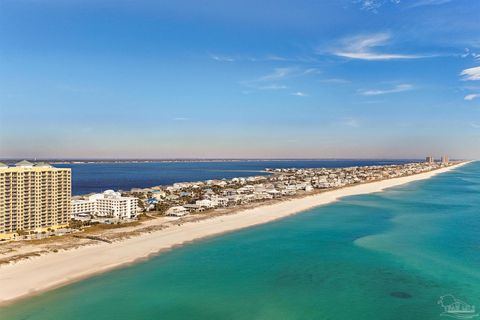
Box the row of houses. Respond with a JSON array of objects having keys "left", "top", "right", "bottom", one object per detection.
[
  {"left": 118, "top": 161, "right": 451, "bottom": 217},
  {"left": 71, "top": 160, "right": 452, "bottom": 221}
]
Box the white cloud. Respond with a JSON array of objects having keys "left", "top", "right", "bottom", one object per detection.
[
  {"left": 335, "top": 52, "right": 422, "bottom": 60},
  {"left": 460, "top": 66, "right": 480, "bottom": 81},
  {"left": 257, "top": 84, "right": 288, "bottom": 90},
  {"left": 331, "top": 33, "right": 424, "bottom": 61},
  {"left": 354, "top": 0, "right": 400, "bottom": 13},
  {"left": 407, "top": 0, "right": 452, "bottom": 8},
  {"left": 252, "top": 67, "right": 320, "bottom": 82},
  {"left": 360, "top": 83, "right": 414, "bottom": 95},
  {"left": 241, "top": 67, "right": 319, "bottom": 92},
  {"left": 209, "top": 53, "right": 318, "bottom": 64},
  {"left": 464, "top": 93, "right": 480, "bottom": 101},
  {"left": 291, "top": 91, "right": 308, "bottom": 97},
  {"left": 461, "top": 48, "right": 480, "bottom": 61},
  {"left": 173, "top": 117, "right": 190, "bottom": 121},
  {"left": 470, "top": 122, "right": 480, "bottom": 128},
  {"left": 210, "top": 54, "right": 235, "bottom": 62},
  {"left": 321, "top": 78, "right": 350, "bottom": 84},
  {"left": 354, "top": 0, "right": 451, "bottom": 12}
]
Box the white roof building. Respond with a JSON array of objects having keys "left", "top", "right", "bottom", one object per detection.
[
  {"left": 72, "top": 190, "right": 138, "bottom": 220},
  {"left": 196, "top": 199, "right": 215, "bottom": 208},
  {"left": 165, "top": 206, "right": 188, "bottom": 217}
]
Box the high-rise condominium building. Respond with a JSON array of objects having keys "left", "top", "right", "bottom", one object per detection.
[
  {"left": 0, "top": 160, "right": 71, "bottom": 239},
  {"left": 441, "top": 155, "right": 449, "bottom": 164},
  {"left": 425, "top": 156, "right": 434, "bottom": 163}
]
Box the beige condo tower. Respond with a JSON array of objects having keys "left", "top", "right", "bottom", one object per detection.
[{"left": 0, "top": 160, "right": 71, "bottom": 240}]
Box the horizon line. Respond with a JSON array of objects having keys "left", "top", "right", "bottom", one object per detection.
[{"left": 0, "top": 157, "right": 468, "bottom": 162}]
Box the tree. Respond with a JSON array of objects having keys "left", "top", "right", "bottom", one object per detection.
[{"left": 154, "top": 203, "right": 170, "bottom": 215}]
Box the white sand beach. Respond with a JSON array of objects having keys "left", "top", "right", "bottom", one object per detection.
[{"left": 0, "top": 162, "right": 469, "bottom": 305}]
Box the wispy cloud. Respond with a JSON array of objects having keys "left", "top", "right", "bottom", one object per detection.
[
  {"left": 173, "top": 117, "right": 190, "bottom": 121},
  {"left": 321, "top": 78, "right": 351, "bottom": 84},
  {"left": 353, "top": 0, "right": 451, "bottom": 12},
  {"left": 209, "top": 53, "right": 318, "bottom": 64},
  {"left": 407, "top": 0, "right": 452, "bottom": 8},
  {"left": 470, "top": 122, "right": 480, "bottom": 128},
  {"left": 464, "top": 93, "right": 480, "bottom": 101},
  {"left": 256, "top": 67, "right": 296, "bottom": 82},
  {"left": 209, "top": 54, "right": 235, "bottom": 62},
  {"left": 256, "top": 84, "right": 288, "bottom": 90},
  {"left": 291, "top": 91, "right": 308, "bottom": 97},
  {"left": 460, "top": 66, "right": 480, "bottom": 81},
  {"left": 340, "top": 118, "right": 360, "bottom": 128},
  {"left": 360, "top": 83, "right": 414, "bottom": 95},
  {"left": 263, "top": 54, "right": 288, "bottom": 61},
  {"left": 461, "top": 48, "right": 480, "bottom": 61},
  {"left": 241, "top": 67, "right": 319, "bottom": 92},
  {"left": 353, "top": 0, "right": 400, "bottom": 13},
  {"left": 330, "top": 33, "right": 425, "bottom": 61},
  {"left": 254, "top": 67, "right": 320, "bottom": 82}
]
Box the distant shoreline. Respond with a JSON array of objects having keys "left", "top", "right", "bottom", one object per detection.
[
  {"left": 0, "top": 158, "right": 428, "bottom": 165},
  {"left": 0, "top": 161, "right": 470, "bottom": 306}
]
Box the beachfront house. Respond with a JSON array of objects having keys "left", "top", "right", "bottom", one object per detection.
[
  {"left": 165, "top": 206, "right": 188, "bottom": 217},
  {"left": 151, "top": 190, "right": 166, "bottom": 200},
  {"left": 223, "top": 188, "right": 237, "bottom": 196},
  {"left": 196, "top": 199, "right": 215, "bottom": 208},
  {"left": 183, "top": 204, "right": 204, "bottom": 212},
  {"left": 211, "top": 196, "right": 229, "bottom": 207},
  {"left": 267, "top": 189, "right": 281, "bottom": 198}
]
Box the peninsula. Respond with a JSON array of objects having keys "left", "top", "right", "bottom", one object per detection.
[{"left": 0, "top": 161, "right": 469, "bottom": 305}]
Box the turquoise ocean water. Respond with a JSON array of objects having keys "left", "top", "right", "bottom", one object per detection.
[{"left": 1, "top": 162, "right": 479, "bottom": 320}]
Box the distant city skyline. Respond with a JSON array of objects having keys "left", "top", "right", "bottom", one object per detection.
[{"left": 1, "top": 0, "right": 479, "bottom": 159}]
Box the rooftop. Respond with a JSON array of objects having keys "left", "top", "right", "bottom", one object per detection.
[
  {"left": 34, "top": 162, "right": 52, "bottom": 168},
  {"left": 15, "top": 160, "right": 34, "bottom": 167},
  {"left": 0, "top": 160, "right": 64, "bottom": 170}
]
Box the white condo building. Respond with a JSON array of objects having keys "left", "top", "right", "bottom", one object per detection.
[{"left": 72, "top": 190, "right": 138, "bottom": 220}]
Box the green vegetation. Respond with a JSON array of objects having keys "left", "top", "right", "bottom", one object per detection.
[
  {"left": 82, "top": 221, "right": 141, "bottom": 234},
  {"left": 153, "top": 203, "right": 170, "bottom": 215}
]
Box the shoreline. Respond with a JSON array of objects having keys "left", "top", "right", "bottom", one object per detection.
[
  {"left": 0, "top": 158, "right": 426, "bottom": 165},
  {"left": 0, "top": 161, "right": 470, "bottom": 307}
]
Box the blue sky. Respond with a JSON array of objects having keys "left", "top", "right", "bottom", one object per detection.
[{"left": 0, "top": 0, "right": 479, "bottom": 159}]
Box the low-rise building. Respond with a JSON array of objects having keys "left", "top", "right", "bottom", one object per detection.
[
  {"left": 71, "top": 199, "right": 96, "bottom": 219},
  {"left": 196, "top": 199, "right": 215, "bottom": 208},
  {"left": 72, "top": 190, "right": 138, "bottom": 220},
  {"left": 165, "top": 206, "right": 188, "bottom": 216}
]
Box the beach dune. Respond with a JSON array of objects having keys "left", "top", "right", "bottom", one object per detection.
[{"left": 0, "top": 162, "right": 468, "bottom": 305}]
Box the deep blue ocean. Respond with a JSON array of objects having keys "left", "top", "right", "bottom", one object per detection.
[
  {"left": 2, "top": 161, "right": 478, "bottom": 320},
  {"left": 57, "top": 160, "right": 416, "bottom": 195}
]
